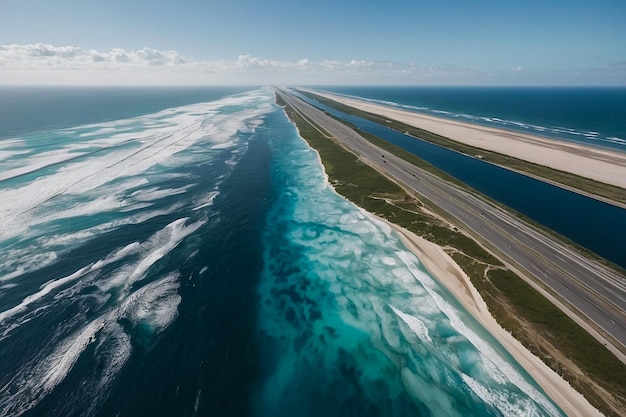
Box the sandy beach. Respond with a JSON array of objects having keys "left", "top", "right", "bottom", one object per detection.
[
  {"left": 384, "top": 218, "right": 603, "bottom": 417},
  {"left": 312, "top": 91, "right": 626, "bottom": 189},
  {"left": 284, "top": 93, "right": 606, "bottom": 416}
]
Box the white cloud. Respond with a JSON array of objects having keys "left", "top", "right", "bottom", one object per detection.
[
  {"left": 1, "top": 43, "right": 409, "bottom": 84},
  {"left": 0, "top": 44, "right": 186, "bottom": 69},
  {"left": 235, "top": 54, "right": 297, "bottom": 70},
  {"left": 348, "top": 59, "right": 373, "bottom": 68},
  {"left": 3, "top": 43, "right": 614, "bottom": 85}
]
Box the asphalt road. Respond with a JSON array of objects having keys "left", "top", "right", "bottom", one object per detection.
[{"left": 277, "top": 88, "right": 626, "bottom": 359}]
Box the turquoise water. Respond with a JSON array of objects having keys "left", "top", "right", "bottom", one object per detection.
[{"left": 0, "top": 87, "right": 564, "bottom": 416}]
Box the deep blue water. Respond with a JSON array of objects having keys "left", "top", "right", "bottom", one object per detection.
[
  {"left": 316, "top": 86, "right": 626, "bottom": 152},
  {"left": 296, "top": 90, "right": 626, "bottom": 268},
  {"left": 0, "top": 86, "right": 254, "bottom": 140},
  {"left": 0, "top": 87, "right": 567, "bottom": 416}
]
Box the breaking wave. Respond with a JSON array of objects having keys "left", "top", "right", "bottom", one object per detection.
[
  {"left": 255, "top": 106, "right": 564, "bottom": 416},
  {"left": 335, "top": 93, "right": 626, "bottom": 152},
  {"left": 0, "top": 88, "right": 273, "bottom": 416}
]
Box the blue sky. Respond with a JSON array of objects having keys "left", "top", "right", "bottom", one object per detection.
[{"left": 0, "top": 0, "right": 624, "bottom": 85}]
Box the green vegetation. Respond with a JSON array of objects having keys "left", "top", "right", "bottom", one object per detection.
[
  {"left": 274, "top": 91, "right": 287, "bottom": 107},
  {"left": 303, "top": 91, "right": 626, "bottom": 207},
  {"left": 304, "top": 90, "right": 626, "bottom": 279},
  {"left": 278, "top": 95, "right": 626, "bottom": 417},
  {"left": 483, "top": 268, "right": 626, "bottom": 415},
  {"left": 282, "top": 101, "right": 497, "bottom": 266}
]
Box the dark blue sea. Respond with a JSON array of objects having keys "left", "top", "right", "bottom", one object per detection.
[
  {"left": 0, "top": 87, "right": 569, "bottom": 416},
  {"left": 318, "top": 86, "right": 626, "bottom": 152},
  {"left": 300, "top": 87, "right": 626, "bottom": 268}
]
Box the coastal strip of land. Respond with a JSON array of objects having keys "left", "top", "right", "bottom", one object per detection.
[
  {"left": 385, "top": 220, "right": 601, "bottom": 417},
  {"left": 275, "top": 88, "right": 626, "bottom": 416},
  {"left": 309, "top": 90, "right": 626, "bottom": 190},
  {"left": 282, "top": 88, "right": 626, "bottom": 355}
]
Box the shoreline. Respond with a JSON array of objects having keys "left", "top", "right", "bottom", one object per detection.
[
  {"left": 280, "top": 97, "right": 605, "bottom": 416},
  {"left": 382, "top": 217, "right": 603, "bottom": 417},
  {"left": 311, "top": 90, "right": 626, "bottom": 189}
]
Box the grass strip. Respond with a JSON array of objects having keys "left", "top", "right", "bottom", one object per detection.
[
  {"left": 299, "top": 90, "right": 626, "bottom": 277},
  {"left": 484, "top": 268, "right": 626, "bottom": 415},
  {"left": 279, "top": 96, "right": 626, "bottom": 416},
  {"left": 303, "top": 90, "right": 626, "bottom": 207}
]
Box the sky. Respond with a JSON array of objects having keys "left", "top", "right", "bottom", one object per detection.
[{"left": 0, "top": 0, "right": 625, "bottom": 86}]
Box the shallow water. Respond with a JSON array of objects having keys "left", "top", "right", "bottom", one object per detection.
[
  {"left": 0, "top": 88, "right": 564, "bottom": 416},
  {"left": 296, "top": 90, "right": 626, "bottom": 268}
]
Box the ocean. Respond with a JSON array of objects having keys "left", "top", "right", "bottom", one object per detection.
[
  {"left": 317, "top": 86, "right": 626, "bottom": 152},
  {"left": 299, "top": 88, "right": 626, "bottom": 268},
  {"left": 0, "top": 87, "right": 568, "bottom": 416}
]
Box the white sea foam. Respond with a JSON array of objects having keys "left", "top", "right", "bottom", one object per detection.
[
  {"left": 0, "top": 89, "right": 267, "bottom": 413},
  {"left": 607, "top": 136, "right": 626, "bottom": 144},
  {"left": 343, "top": 93, "right": 626, "bottom": 154},
  {"left": 35, "top": 203, "right": 169, "bottom": 247},
  {"left": 129, "top": 184, "right": 195, "bottom": 202},
  {"left": 0, "top": 283, "right": 18, "bottom": 290},
  {"left": 0, "top": 250, "right": 58, "bottom": 282},
  {"left": 0, "top": 148, "right": 29, "bottom": 162},
  {"left": 461, "top": 373, "right": 551, "bottom": 417},
  {"left": 405, "top": 256, "right": 562, "bottom": 416},
  {"left": 0, "top": 216, "right": 200, "bottom": 337},
  {"left": 210, "top": 140, "right": 237, "bottom": 149},
  {"left": 0, "top": 89, "right": 272, "bottom": 244},
  {"left": 390, "top": 305, "right": 432, "bottom": 343},
  {"left": 0, "top": 138, "right": 25, "bottom": 149},
  {"left": 0, "top": 316, "right": 106, "bottom": 415},
  {"left": 130, "top": 218, "right": 201, "bottom": 282},
  {"left": 193, "top": 191, "right": 220, "bottom": 211},
  {"left": 97, "top": 217, "right": 204, "bottom": 294},
  {"left": 77, "top": 126, "right": 117, "bottom": 137},
  {"left": 91, "top": 242, "right": 142, "bottom": 270},
  {"left": 91, "top": 322, "right": 132, "bottom": 399},
  {"left": 0, "top": 273, "right": 181, "bottom": 416},
  {"left": 0, "top": 265, "right": 94, "bottom": 324},
  {"left": 0, "top": 148, "right": 82, "bottom": 182},
  {"left": 126, "top": 272, "right": 181, "bottom": 332},
  {"left": 0, "top": 198, "right": 185, "bottom": 285},
  {"left": 42, "top": 318, "right": 108, "bottom": 392},
  {"left": 257, "top": 110, "right": 565, "bottom": 416}
]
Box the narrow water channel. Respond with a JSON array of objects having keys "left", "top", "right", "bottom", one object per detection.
[{"left": 296, "top": 92, "right": 626, "bottom": 269}]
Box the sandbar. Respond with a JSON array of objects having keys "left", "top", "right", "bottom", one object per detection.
[{"left": 311, "top": 91, "right": 626, "bottom": 189}]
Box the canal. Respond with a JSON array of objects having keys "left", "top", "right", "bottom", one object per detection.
[{"left": 296, "top": 91, "right": 626, "bottom": 269}]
